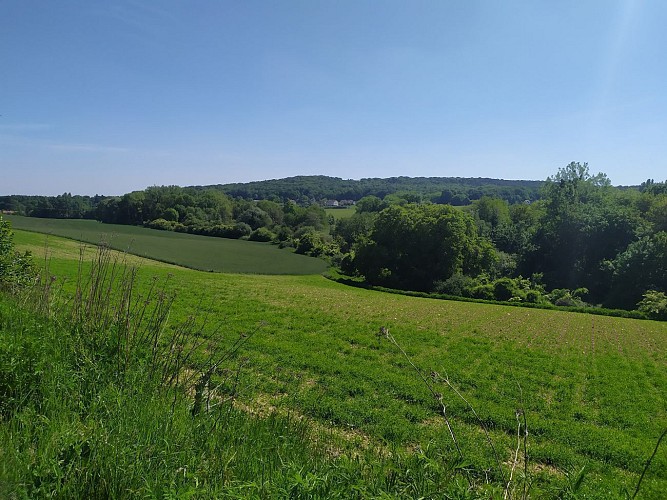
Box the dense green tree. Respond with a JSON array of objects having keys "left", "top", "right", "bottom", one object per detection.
[
  {"left": 162, "top": 207, "right": 180, "bottom": 222},
  {"left": 355, "top": 196, "right": 388, "bottom": 213},
  {"left": 238, "top": 206, "right": 271, "bottom": 230},
  {"left": 606, "top": 231, "right": 667, "bottom": 308},
  {"left": 282, "top": 202, "right": 328, "bottom": 231},
  {"left": 256, "top": 200, "right": 284, "bottom": 226},
  {"left": 116, "top": 192, "right": 146, "bottom": 225},
  {"left": 352, "top": 204, "right": 495, "bottom": 291},
  {"left": 332, "top": 212, "right": 376, "bottom": 253},
  {"left": 521, "top": 163, "right": 640, "bottom": 303},
  {"left": 646, "top": 194, "right": 667, "bottom": 233},
  {"left": 0, "top": 217, "right": 35, "bottom": 289}
]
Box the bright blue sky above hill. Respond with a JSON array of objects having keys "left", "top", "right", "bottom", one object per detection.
[{"left": 2, "top": 0, "right": 666, "bottom": 195}]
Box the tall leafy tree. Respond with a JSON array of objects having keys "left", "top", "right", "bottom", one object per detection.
[
  {"left": 522, "top": 163, "right": 639, "bottom": 302},
  {"left": 352, "top": 204, "right": 495, "bottom": 291},
  {"left": 606, "top": 231, "right": 667, "bottom": 308}
]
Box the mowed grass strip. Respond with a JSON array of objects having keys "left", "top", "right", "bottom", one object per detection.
[
  {"left": 7, "top": 215, "right": 327, "bottom": 274},
  {"left": 15, "top": 232, "right": 667, "bottom": 497}
]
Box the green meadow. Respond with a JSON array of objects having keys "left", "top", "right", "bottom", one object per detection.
[
  {"left": 5, "top": 215, "right": 328, "bottom": 275},
  {"left": 10, "top": 229, "right": 667, "bottom": 498},
  {"left": 325, "top": 206, "right": 357, "bottom": 220}
]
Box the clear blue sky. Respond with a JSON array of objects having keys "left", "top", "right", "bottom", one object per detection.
[{"left": 2, "top": 0, "right": 666, "bottom": 195}]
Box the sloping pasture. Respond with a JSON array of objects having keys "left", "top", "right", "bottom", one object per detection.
[
  {"left": 6, "top": 215, "right": 327, "bottom": 274},
  {"left": 14, "top": 230, "right": 667, "bottom": 497}
]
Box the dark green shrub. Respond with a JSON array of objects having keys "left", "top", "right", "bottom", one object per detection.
[
  {"left": 0, "top": 216, "right": 36, "bottom": 290},
  {"left": 471, "top": 284, "right": 494, "bottom": 300},
  {"left": 295, "top": 231, "right": 324, "bottom": 256},
  {"left": 548, "top": 288, "right": 586, "bottom": 307},
  {"left": 238, "top": 206, "right": 271, "bottom": 230},
  {"left": 162, "top": 207, "right": 180, "bottom": 222},
  {"left": 637, "top": 290, "right": 667, "bottom": 320},
  {"left": 249, "top": 227, "right": 275, "bottom": 242},
  {"left": 434, "top": 273, "right": 477, "bottom": 297},
  {"left": 525, "top": 290, "right": 544, "bottom": 304},
  {"left": 493, "top": 277, "right": 519, "bottom": 301},
  {"left": 145, "top": 218, "right": 176, "bottom": 231}
]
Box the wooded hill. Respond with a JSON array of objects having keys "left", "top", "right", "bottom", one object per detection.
[
  {"left": 1, "top": 175, "right": 544, "bottom": 216},
  {"left": 203, "top": 175, "right": 543, "bottom": 205},
  {"left": 2, "top": 167, "right": 666, "bottom": 316}
]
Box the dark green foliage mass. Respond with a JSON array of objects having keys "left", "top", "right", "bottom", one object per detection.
[
  {"left": 0, "top": 216, "right": 35, "bottom": 289},
  {"left": 212, "top": 175, "right": 543, "bottom": 204},
  {"left": 607, "top": 232, "right": 667, "bottom": 308},
  {"left": 3, "top": 169, "right": 667, "bottom": 315},
  {"left": 331, "top": 164, "right": 667, "bottom": 315},
  {"left": 352, "top": 204, "right": 496, "bottom": 291},
  {"left": 521, "top": 164, "right": 642, "bottom": 302}
]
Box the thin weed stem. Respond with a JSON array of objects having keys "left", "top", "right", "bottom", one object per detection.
[
  {"left": 504, "top": 409, "right": 522, "bottom": 499},
  {"left": 439, "top": 373, "right": 507, "bottom": 485},
  {"left": 632, "top": 428, "right": 667, "bottom": 499},
  {"left": 379, "top": 327, "right": 464, "bottom": 462}
]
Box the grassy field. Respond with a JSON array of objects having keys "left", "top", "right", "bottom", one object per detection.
[
  {"left": 325, "top": 206, "right": 356, "bottom": 220},
  {"left": 10, "top": 230, "right": 667, "bottom": 497},
  {"left": 5, "top": 215, "right": 328, "bottom": 275}
]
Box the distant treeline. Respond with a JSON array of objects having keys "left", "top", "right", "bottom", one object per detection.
[
  {"left": 2, "top": 170, "right": 666, "bottom": 315},
  {"left": 0, "top": 175, "right": 542, "bottom": 218},
  {"left": 207, "top": 175, "right": 544, "bottom": 205},
  {"left": 0, "top": 193, "right": 104, "bottom": 219}
]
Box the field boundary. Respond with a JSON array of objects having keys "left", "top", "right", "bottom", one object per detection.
[{"left": 324, "top": 272, "right": 652, "bottom": 321}]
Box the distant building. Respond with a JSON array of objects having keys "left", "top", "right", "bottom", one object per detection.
[
  {"left": 324, "top": 200, "right": 339, "bottom": 207},
  {"left": 339, "top": 199, "right": 356, "bottom": 206}
]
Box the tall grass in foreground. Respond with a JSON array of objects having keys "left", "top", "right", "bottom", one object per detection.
[
  {"left": 0, "top": 245, "right": 503, "bottom": 498},
  {"left": 2, "top": 243, "right": 665, "bottom": 498}
]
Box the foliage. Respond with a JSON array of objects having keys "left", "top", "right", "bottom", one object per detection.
[
  {"left": 355, "top": 195, "right": 388, "bottom": 213},
  {"left": 0, "top": 216, "right": 36, "bottom": 290},
  {"left": 523, "top": 163, "right": 638, "bottom": 299},
  {"left": 352, "top": 204, "right": 494, "bottom": 291},
  {"left": 248, "top": 227, "right": 276, "bottom": 242},
  {"left": 326, "top": 163, "right": 667, "bottom": 314},
  {"left": 548, "top": 288, "right": 587, "bottom": 308},
  {"left": 607, "top": 232, "right": 667, "bottom": 308},
  {"left": 434, "top": 273, "right": 479, "bottom": 297},
  {"left": 637, "top": 290, "right": 667, "bottom": 320},
  {"left": 435, "top": 274, "right": 548, "bottom": 304},
  {"left": 331, "top": 211, "right": 376, "bottom": 252},
  {"left": 238, "top": 206, "right": 272, "bottom": 230},
  {"left": 215, "top": 174, "right": 543, "bottom": 205},
  {"left": 6, "top": 164, "right": 667, "bottom": 315}
]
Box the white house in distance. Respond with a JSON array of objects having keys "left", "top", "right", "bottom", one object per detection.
[{"left": 323, "top": 199, "right": 356, "bottom": 207}]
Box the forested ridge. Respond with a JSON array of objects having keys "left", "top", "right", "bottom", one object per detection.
[
  {"left": 1, "top": 174, "right": 542, "bottom": 216},
  {"left": 207, "top": 175, "right": 543, "bottom": 205},
  {"left": 2, "top": 164, "right": 666, "bottom": 316}
]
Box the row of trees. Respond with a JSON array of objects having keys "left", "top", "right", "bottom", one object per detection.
[
  {"left": 331, "top": 164, "right": 667, "bottom": 315},
  {"left": 0, "top": 193, "right": 102, "bottom": 219},
  {"left": 3, "top": 165, "right": 665, "bottom": 316},
  {"left": 216, "top": 175, "right": 542, "bottom": 205},
  {"left": 0, "top": 176, "right": 543, "bottom": 219},
  {"left": 93, "top": 186, "right": 331, "bottom": 244}
]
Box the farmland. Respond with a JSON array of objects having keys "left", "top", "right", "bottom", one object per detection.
[
  {"left": 4, "top": 215, "right": 328, "bottom": 275},
  {"left": 11, "top": 229, "right": 667, "bottom": 497}
]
